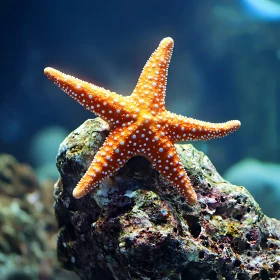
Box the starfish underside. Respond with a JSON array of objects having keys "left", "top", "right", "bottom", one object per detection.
[{"left": 45, "top": 37, "right": 240, "bottom": 205}]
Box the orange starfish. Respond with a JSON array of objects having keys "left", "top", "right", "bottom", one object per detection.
[{"left": 44, "top": 37, "right": 240, "bottom": 205}]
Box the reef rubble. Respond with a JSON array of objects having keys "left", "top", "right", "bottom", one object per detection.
[
  {"left": 55, "top": 118, "right": 280, "bottom": 280},
  {"left": 0, "top": 154, "right": 78, "bottom": 280}
]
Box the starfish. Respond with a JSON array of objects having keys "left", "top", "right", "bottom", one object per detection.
[{"left": 44, "top": 37, "right": 240, "bottom": 205}]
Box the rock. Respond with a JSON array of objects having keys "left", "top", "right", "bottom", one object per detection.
[
  {"left": 0, "top": 154, "right": 39, "bottom": 198},
  {"left": 55, "top": 118, "right": 280, "bottom": 280},
  {"left": 0, "top": 154, "right": 78, "bottom": 280}
]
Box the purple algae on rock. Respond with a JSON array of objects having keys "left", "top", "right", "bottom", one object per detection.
[{"left": 55, "top": 118, "right": 280, "bottom": 280}]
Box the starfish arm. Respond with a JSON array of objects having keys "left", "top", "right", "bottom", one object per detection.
[
  {"left": 145, "top": 137, "right": 197, "bottom": 204},
  {"left": 44, "top": 67, "right": 134, "bottom": 125},
  {"left": 130, "top": 37, "right": 174, "bottom": 111},
  {"left": 73, "top": 126, "right": 137, "bottom": 199},
  {"left": 163, "top": 112, "right": 241, "bottom": 142}
]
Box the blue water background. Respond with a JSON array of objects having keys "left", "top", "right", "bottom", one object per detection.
[{"left": 1, "top": 0, "right": 280, "bottom": 217}]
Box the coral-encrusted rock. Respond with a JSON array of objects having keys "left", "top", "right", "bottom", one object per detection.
[
  {"left": 55, "top": 118, "right": 280, "bottom": 280},
  {"left": 0, "top": 154, "right": 78, "bottom": 280},
  {"left": 0, "top": 154, "right": 39, "bottom": 197}
]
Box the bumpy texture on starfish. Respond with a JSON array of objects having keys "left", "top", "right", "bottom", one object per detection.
[{"left": 45, "top": 37, "right": 240, "bottom": 204}]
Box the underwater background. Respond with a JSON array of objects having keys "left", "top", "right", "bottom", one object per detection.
[{"left": 1, "top": 0, "right": 280, "bottom": 279}]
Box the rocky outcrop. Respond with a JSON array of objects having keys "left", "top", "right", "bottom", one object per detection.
[{"left": 55, "top": 118, "right": 280, "bottom": 280}]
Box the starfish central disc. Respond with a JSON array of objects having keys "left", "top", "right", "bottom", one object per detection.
[{"left": 44, "top": 37, "right": 241, "bottom": 205}]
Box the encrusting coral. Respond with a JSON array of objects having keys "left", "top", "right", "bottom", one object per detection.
[{"left": 54, "top": 118, "right": 280, "bottom": 280}]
